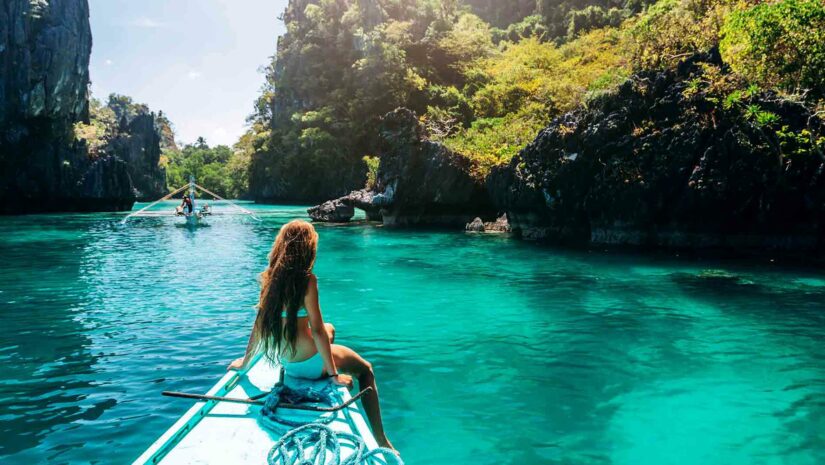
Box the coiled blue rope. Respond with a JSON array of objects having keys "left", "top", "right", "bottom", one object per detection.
[
  {"left": 260, "top": 383, "right": 337, "bottom": 429},
  {"left": 267, "top": 423, "right": 403, "bottom": 465},
  {"left": 260, "top": 383, "right": 402, "bottom": 464}
]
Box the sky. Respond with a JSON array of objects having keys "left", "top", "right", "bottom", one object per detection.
[{"left": 88, "top": 0, "right": 289, "bottom": 147}]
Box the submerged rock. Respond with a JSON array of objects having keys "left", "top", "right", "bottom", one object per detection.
[
  {"left": 490, "top": 50, "right": 825, "bottom": 254},
  {"left": 671, "top": 269, "right": 759, "bottom": 295},
  {"left": 307, "top": 199, "right": 354, "bottom": 223}
]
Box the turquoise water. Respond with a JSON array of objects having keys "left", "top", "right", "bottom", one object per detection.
[{"left": 1, "top": 202, "right": 824, "bottom": 464}]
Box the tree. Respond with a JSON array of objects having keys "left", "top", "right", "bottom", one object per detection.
[
  {"left": 164, "top": 141, "right": 244, "bottom": 198},
  {"left": 721, "top": 0, "right": 825, "bottom": 98}
]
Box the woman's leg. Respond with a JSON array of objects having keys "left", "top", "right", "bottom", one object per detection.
[
  {"left": 331, "top": 344, "right": 394, "bottom": 451},
  {"left": 324, "top": 322, "right": 336, "bottom": 343}
]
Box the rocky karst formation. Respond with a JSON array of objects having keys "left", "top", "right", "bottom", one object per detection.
[
  {"left": 490, "top": 51, "right": 825, "bottom": 253},
  {"left": 465, "top": 213, "right": 510, "bottom": 233},
  {"left": 105, "top": 110, "right": 167, "bottom": 201},
  {"left": 309, "top": 108, "right": 496, "bottom": 227},
  {"left": 0, "top": 0, "right": 162, "bottom": 213},
  {"left": 307, "top": 198, "right": 354, "bottom": 223},
  {"left": 307, "top": 189, "right": 387, "bottom": 222}
]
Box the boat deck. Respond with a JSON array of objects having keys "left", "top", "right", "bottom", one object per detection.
[{"left": 133, "top": 356, "right": 387, "bottom": 464}]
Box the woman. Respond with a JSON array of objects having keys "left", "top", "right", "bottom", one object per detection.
[{"left": 228, "top": 220, "right": 395, "bottom": 451}]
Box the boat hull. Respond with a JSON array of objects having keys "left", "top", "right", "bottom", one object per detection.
[{"left": 132, "top": 355, "right": 385, "bottom": 464}]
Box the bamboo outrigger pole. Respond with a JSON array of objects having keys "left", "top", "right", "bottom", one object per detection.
[
  {"left": 121, "top": 180, "right": 261, "bottom": 223},
  {"left": 120, "top": 183, "right": 190, "bottom": 224},
  {"left": 161, "top": 387, "right": 373, "bottom": 412},
  {"left": 194, "top": 183, "right": 261, "bottom": 221}
]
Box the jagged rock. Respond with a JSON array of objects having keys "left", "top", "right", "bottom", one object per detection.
[
  {"left": 484, "top": 213, "right": 511, "bottom": 233},
  {"left": 105, "top": 112, "right": 166, "bottom": 201},
  {"left": 371, "top": 108, "right": 494, "bottom": 227},
  {"left": 307, "top": 188, "right": 383, "bottom": 222},
  {"left": 307, "top": 199, "right": 354, "bottom": 222},
  {"left": 490, "top": 50, "right": 825, "bottom": 253},
  {"left": 0, "top": 0, "right": 137, "bottom": 213},
  {"left": 308, "top": 108, "right": 495, "bottom": 227},
  {"left": 0, "top": 1, "right": 91, "bottom": 124},
  {"left": 343, "top": 189, "right": 383, "bottom": 221},
  {"left": 466, "top": 213, "right": 511, "bottom": 233},
  {"left": 73, "top": 155, "right": 136, "bottom": 211},
  {"left": 466, "top": 217, "right": 485, "bottom": 232}
]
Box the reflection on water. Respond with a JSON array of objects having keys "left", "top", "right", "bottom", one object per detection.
[
  {"left": 0, "top": 217, "right": 100, "bottom": 459},
  {"left": 0, "top": 202, "right": 824, "bottom": 464}
]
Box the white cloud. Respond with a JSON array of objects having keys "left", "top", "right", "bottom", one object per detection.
[
  {"left": 210, "top": 127, "right": 230, "bottom": 145},
  {"left": 105, "top": 59, "right": 113, "bottom": 66},
  {"left": 187, "top": 70, "right": 202, "bottom": 80},
  {"left": 131, "top": 17, "right": 165, "bottom": 29}
]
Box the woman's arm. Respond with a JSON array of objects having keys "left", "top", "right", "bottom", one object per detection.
[
  {"left": 305, "top": 274, "right": 338, "bottom": 376},
  {"left": 228, "top": 321, "right": 259, "bottom": 371}
]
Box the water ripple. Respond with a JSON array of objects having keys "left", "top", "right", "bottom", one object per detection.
[{"left": 1, "top": 203, "right": 824, "bottom": 464}]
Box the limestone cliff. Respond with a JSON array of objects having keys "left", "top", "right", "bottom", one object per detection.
[
  {"left": 308, "top": 109, "right": 495, "bottom": 227},
  {"left": 0, "top": 0, "right": 135, "bottom": 213},
  {"left": 490, "top": 51, "right": 825, "bottom": 254},
  {"left": 105, "top": 109, "right": 166, "bottom": 201}
]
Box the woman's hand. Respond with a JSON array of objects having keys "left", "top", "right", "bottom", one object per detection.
[
  {"left": 227, "top": 357, "right": 245, "bottom": 371},
  {"left": 331, "top": 374, "right": 353, "bottom": 389}
]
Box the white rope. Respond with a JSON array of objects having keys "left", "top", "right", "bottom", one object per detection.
[
  {"left": 120, "top": 183, "right": 190, "bottom": 224},
  {"left": 194, "top": 183, "right": 261, "bottom": 221}
]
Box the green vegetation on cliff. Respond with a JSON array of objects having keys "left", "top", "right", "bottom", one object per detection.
[
  {"left": 75, "top": 94, "right": 176, "bottom": 158},
  {"left": 443, "top": 28, "right": 630, "bottom": 176},
  {"left": 247, "top": 0, "right": 825, "bottom": 201},
  {"left": 721, "top": 0, "right": 825, "bottom": 99},
  {"left": 72, "top": 94, "right": 172, "bottom": 200},
  {"left": 76, "top": 94, "right": 251, "bottom": 200}
]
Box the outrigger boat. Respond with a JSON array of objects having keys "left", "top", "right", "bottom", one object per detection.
[
  {"left": 174, "top": 178, "right": 205, "bottom": 226},
  {"left": 122, "top": 176, "right": 260, "bottom": 225},
  {"left": 132, "top": 354, "right": 398, "bottom": 465}
]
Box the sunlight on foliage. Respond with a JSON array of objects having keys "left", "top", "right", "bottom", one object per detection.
[
  {"left": 444, "top": 27, "right": 630, "bottom": 175},
  {"left": 244, "top": 0, "right": 825, "bottom": 195},
  {"left": 363, "top": 155, "right": 380, "bottom": 189},
  {"left": 721, "top": 0, "right": 825, "bottom": 98},
  {"left": 629, "top": 0, "right": 733, "bottom": 70}
]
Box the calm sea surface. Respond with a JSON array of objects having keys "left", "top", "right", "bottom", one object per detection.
[{"left": 0, "top": 202, "right": 824, "bottom": 464}]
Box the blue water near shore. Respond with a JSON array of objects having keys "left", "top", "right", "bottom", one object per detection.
[{"left": 1, "top": 202, "right": 824, "bottom": 464}]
